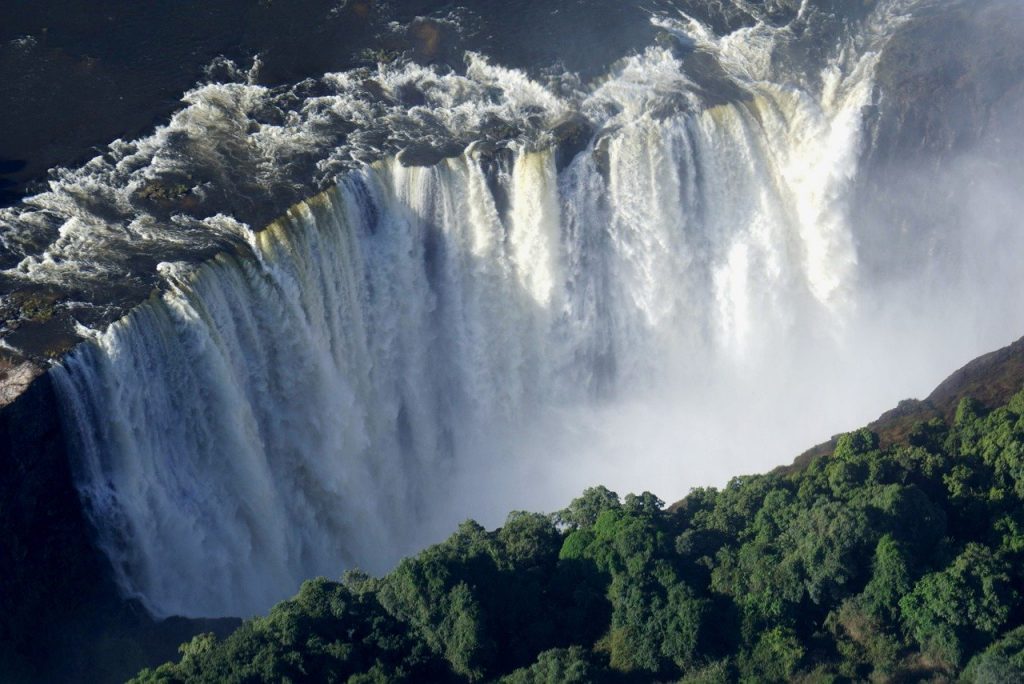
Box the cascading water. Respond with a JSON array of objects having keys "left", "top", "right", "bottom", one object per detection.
[{"left": 35, "top": 0, "right": 1024, "bottom": 617}]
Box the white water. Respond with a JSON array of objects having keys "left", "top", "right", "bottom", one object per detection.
[{"left": 49, "top": 2, "right": 1024, "bottom": 618}]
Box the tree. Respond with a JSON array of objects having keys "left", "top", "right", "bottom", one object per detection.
[
  {"left": 900, "top": 544, "right": 1018, "bottom": 667},
  {"left": 555, "top": 487, "right": 620, "bottom": 530},
  {"left": 498, "top": 647, "right": 606, "bottom": 684}
]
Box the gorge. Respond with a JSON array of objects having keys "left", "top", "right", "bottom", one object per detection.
[{"left": 2, "top": 0, "right": 1024, "bottom": 680}]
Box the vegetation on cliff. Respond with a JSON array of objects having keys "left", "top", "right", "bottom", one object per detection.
[{"left": 130, "top": 383, "right": 1024, "bottom": 683}]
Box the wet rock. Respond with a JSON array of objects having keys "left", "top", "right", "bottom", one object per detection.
[
  {"left": 356, "top": 46, "right": 403, "bottom": 67},
  {"left": 136, "top": 179, "right": 193, "bottom": 206},
  {"left": 551, "top": 113, "right": 594, "bottom": 171},
  {"left": 3, "top": 317, "right": 81, "bottom": 364},
  {"left": 396, "top": 140, "right": 465, "bottom": 167},
  {"left": 592, "top": 130, "right": 616, "bottom": 181},
  {"left": 9, "top": 288, "right": 61, "bottom": 324},
  {"left": 395, "top": 82, "right": 427, "bottom": 107},
  {"left": 343, "top": 0, "right": 372, "bottom": 20},
  {"left": 478, "top": 113, "right": 519, "bottom": 143},
  {"left": 680, "top": 49, "right": 751, "bottom": 108},
  {"left": 466, "top": 139, "right": 513, "bottom": 164},
  {"left": 469, "top": 141, "right": 515, "bottom": 216}
]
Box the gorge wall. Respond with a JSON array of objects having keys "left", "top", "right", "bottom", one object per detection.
[{"left": 1, "top": 2, "right": 1024, "bottom": 679}]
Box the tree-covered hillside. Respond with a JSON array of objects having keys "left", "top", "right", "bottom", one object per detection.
[{"left": 132, "top": 387, "right": 1024, "bottom": 683}]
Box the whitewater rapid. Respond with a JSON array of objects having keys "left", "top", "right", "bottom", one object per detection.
[{"left": 45, "top": 0, "right": 1024, "bottom": 618}]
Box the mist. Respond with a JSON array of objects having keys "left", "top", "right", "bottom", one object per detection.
[
  {"left": 446, "top": 3, "right": 1024, "bottom": 536},
  {"left": 533, "top": 108, "right": 1024, "bottom": 509}
]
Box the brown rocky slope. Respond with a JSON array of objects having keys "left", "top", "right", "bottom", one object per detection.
[{"left": 781, "top": 335, "right": 1024, "bottom": 474}]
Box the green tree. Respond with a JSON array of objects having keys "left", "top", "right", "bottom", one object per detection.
[
  {"left": 900, "top": 544, "right": 1018, "bottom": 667},
  {"left": 555, "top": 487, "right": 621, "bottom": 530}
]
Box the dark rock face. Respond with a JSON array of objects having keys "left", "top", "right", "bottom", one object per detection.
[
  {"left": 869, "top": 0, "right": 1024, "bottom": 163},
  {"left": 0, "top": 371, "right": 109, "bottom": 679},
  {"left": 397, "top": 140, "right": 466, "bottom": 168},
  {"left": 552, "top": 113, "right": 595, "bottom": 172},
  {"left": 0, "top": 371, "right": 239, "bottom": 683},
  {"left": 854, "top": 0, "right": 1024, "bottom": 283}
]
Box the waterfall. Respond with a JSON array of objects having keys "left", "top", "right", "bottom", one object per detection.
[
  {"left": 43, "top": 0, "right": 1024, "bottom": 618},
  {"left": 50, "top": 55, "right": 878, "bottom": 614}
]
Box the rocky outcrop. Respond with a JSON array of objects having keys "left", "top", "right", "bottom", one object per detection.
[{"left": 0, "top": 360, "right": 43, "bottom": 407}]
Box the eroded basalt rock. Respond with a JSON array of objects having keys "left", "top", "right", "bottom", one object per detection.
[
  {"left": 0, "top": 359, "right": 44, "bottom": 408},
  {"left": 397, "top": 140, "right": 467, "bottom": 167},
  {"left": 552, "top": 113, "right": 594, "bottom": 171}
]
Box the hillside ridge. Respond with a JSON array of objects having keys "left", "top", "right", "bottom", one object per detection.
[{"left": 783, "top": 335, "right": 1024, "bottom": 473}]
